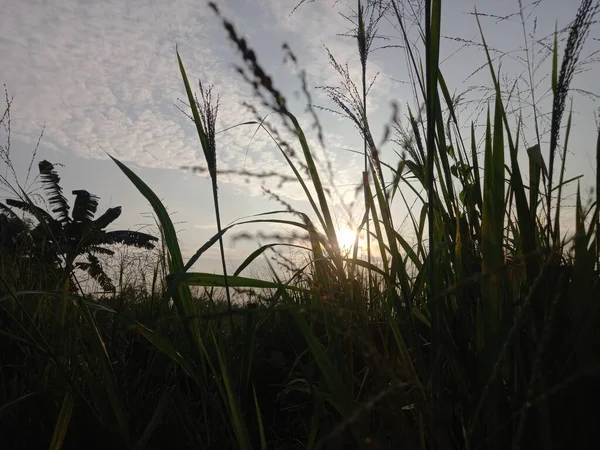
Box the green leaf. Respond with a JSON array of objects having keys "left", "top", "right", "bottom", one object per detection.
[
  {"left": 253, "top": 385, "right": 267, "bottom": 450},
  {"left": 137, "top": 324, "right": 201, "bottom": 385},
  {"left": 48, "top": 391, "right": 75, "bottom": 450},
  {"left": 213, "top": 332, "right": 251, "bottom": 450},
  {"left": 107, "top": 154, "right": 199, "bottom": 348},
  {"left": 176, "top": 272, "right": 307, "bottom": 292},
  {"left": 0, "top": 393, "right": 39, "bottom": 421},
  {"left": 234, "top": 243, "right": 311, "bottom": 276},
  {"left": 135, "top": 386, "right": 175, "bottom": 450},
  {"left": 292, "top": 312, "right": 354, "bottom": 417},
  {"left": 77, "top": 298, "right": 130, "bottom": 441},
  {"left": 0, "top": 290, "right": 117, "bottom": 313}
]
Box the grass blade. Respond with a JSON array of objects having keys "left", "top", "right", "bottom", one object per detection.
[
  {"left": 48, "top": 391, "right": 75, "bottom": 450},
  {"left": 253, "top": 385, "right": 267, "bottom": 450},
  {"left": 135, "top": 386, "right": 175, "bottom": 450}
]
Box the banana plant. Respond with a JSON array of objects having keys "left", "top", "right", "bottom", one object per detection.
[{"left": 0, "top": 160, "right": 158, "bottom": 291}]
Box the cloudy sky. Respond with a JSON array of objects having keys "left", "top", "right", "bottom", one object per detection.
[{"left": 1, "top": 0, "right": 598, "bottom": 277}]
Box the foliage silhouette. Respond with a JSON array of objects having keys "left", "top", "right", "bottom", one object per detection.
[{"left": 0, "top": 160, "right": 158, "bottom": 291}]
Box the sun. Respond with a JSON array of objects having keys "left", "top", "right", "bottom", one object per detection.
[{"left": 336, "top": 226, "right": 362, "bottom": 252}]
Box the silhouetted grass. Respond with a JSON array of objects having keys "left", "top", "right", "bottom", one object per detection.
[{"left": 1, "top": 1, "right": 600, "bottom": 449}]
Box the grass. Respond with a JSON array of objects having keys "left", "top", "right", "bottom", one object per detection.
[{"left": 1, "top": 0, "right": 600, "bottom": 449}]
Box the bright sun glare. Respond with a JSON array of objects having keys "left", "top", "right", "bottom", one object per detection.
[{"left": 336, "top": 227, "right": 362, "bottom": 252}]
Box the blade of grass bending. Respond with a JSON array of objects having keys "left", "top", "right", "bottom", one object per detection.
[
  {"left": 172, "top": 389, "right": 204, "bottom": 447},
  {"left": 549, "top": 175, "right": 583, "bottom": 194},
  {"left": 48, "top": 391, "right": 75, "bottom": 450},
  {"left": 281, "top": 110, "right": 343, "bottom": 269},
  {"left": 439, "top": 72, "right": 471, "bottom": 167},
  {"left": 0, "top": 291, "right": 116, "bottom": 313},
  {"left": 177, "top": 210, "right": 314, "bottom": 280},
  {"left": 177, "top": 272, "right": 308, "bottom": 292},
  {"left": 396, "top": 183, "right": 423, "bottom": 260},
  {"left": 292, "top": 312, "right": 354, "bottom": 418},
  {"left": 306, "top": 397, "right": 323, "bottom": 450},
  {"left": 0, "top": 392, "right": 39, "bottom": 421},
  {"left": 253, "top": 385, "right": 267, "bottom": 450},
  {"left": 136, "top": 324, "right": 201, "bottom": 385},
  {"left": 408, "top": 107, "right": 427, "bottom": 172},
  {"left": 135, "top": 386, "right": 175, "bottom": 450},
  {"left": 342, "top": 258, "right": 389, "bottom": 279},
  {"left": 395, "top": 230, "right": 423, "bottom": 270},
  {"left": 236, "top": 217, "right": 335, "bottom": 268},
  {"left": 108, "top": 155, "right": 193, "bottom": 313},
  {"left": 212, "top": 213, "right": 334, "bottom": 278},
  {"left": 389, "top": 160, "right": 407, "bottom": 201},
  {"left": 81, "top": 366, "right": 114, "bottom": 432},
  {"left": 108, "top": 154, "right": 208, "bottom": 386},
  {"left": 258, "top": 122, "right": 327, "bottom": 231},
  {"left": 234, "top": 243, "right": 311, "bottom": 276},
  {"left": 77, "top": 297, "right": 130, "bottom": 441},
  {"left": 383, "top": 300, "right": 425, "bottom": 394},
  {"left": 0, "top": 278, "right": 53, "bottom": 352},
  {"left": 213, "top": 332, "right": 251, "bottom": 450}
]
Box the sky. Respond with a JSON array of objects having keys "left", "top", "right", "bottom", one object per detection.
[{"left": 1, "top": 0, "right": 598, "bottom": 280}]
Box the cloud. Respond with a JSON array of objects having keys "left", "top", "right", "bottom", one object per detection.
[
  {"left": 1, "top": 0, "right": 375, "bottom": 212},
  {"left": 2, "top": 0, "right": 209, "bottom": 154}
]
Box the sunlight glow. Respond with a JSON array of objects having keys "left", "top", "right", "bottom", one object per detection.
[{"left": 336, "top": 226, "right": 363, "bottom": 253}]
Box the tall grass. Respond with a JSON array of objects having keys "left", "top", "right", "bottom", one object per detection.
[{"left": 1, "top": 0, "right": 600, "bottom": 449}]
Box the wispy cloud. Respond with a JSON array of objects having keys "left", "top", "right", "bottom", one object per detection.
[
  {"left": 2, "top": 0, "right": 216, "bottom": 160},
  {"left": 5, "top": 0, "right": 594, "bottom": 216},
  {"left": 1, "top": 0, "right": 371, "bottom": 203}
]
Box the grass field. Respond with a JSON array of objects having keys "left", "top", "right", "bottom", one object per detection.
[{"left": 1, "top": 1, "right": 600, "bottom": 449}]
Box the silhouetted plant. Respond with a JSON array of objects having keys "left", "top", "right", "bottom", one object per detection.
[{"left": 1, "top": 160, "right": 158, "bottom": 291}]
